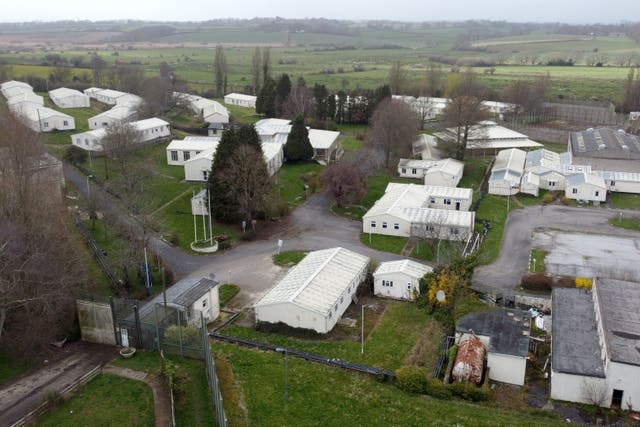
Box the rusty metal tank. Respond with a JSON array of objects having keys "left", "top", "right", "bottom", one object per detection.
[{"left": 452, "top": 335, "right": 486, "bottom": 384}]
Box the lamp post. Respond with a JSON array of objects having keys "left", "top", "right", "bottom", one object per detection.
[
  {"left": 361, "top": 304, "right": 365, "bottom": 354},
  {"left": 275, "top": 347, "right": 288, "bottom": 401}
]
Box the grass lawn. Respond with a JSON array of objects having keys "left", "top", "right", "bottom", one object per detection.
[
  {"left": 221, "top": 301, "right": 443, "bottom": 371},
  {"left": 274, "top": 162, "right": 324, "bottom": 205},
  {"left": 219, "top": 284, "right": 240, "bottom": 307},
  {"left": 330, "top": 203, "right": 368, "bottom": 221},
  {"left": 475, "top": 194, "right": 510, "bottom": 265},
  {"left": 608, "top": 215, "right": 640, "bottom": 231},
  {"left": 361, "top": 173, "right": 415, "bottom": 209},
  {"left": 0, "top": 352, "right": 34, "bottom": 386},
  {"left": 213, "top": 342, "right": 562, "bottom": 427},
  {"left": 219, "top": 100, "right": 262, "bottom": 124},
  {"left": 37, "top": 374, "right": 155, "bottom": 427},
  {"left": 529, "top": 249, "right": 547, "bottom": 273},
  {"left": 609, "top": 192, "right": 640, "bottom": 210},
  {"left": 360, "top": 232, "right": 408, "bottom": 255},
  {"left": 112, "top": 351, "right": 215, "bottom": 426},
  {"left": 410, "top": 239, "right": 461, "bottom": 263},
  {"left": 273, "top": 250, "right": 307, "bottom": 266},
  {"left": 340, "top": 135, "right": 363, "bottom": 152}
]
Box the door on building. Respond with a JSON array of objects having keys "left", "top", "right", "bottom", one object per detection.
[
  {"left": 611, "top": 389, "right": 624, "bottom": 408},
  {"left": 455, "top": 202, "right": 460, "bottom": 211}
]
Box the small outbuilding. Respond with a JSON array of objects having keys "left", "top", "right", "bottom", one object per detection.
[
  {"left": 373, "top": 260, "right": 432, "bottom": 300},
  {"left": 94, "top": 89, "right": 128, "bottom": 105},
  {"left": 49, "top": 87, "right": 90, "bottom": 108},
  {"left": 397, "top": 158, "right": 464, "bottom": 188},
  {"left": 254, "top": 247, "right": 370, "bottom": 334},
  {"left": 456, "top": 309, "right": 531, "bottom": 386},
  {"left": 88, "top": 106, "right": 137, "bottom": 129},
  {"left": 488, "top": 148, "right": 526, "bottom": 195},
  {"left": 565, "top": 172, "right": 607, "bottom": 204},
  {"left": 224, "top": 93, "right": 257, "bottom": 108}
]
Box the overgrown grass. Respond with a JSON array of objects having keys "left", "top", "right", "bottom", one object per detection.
[
  {"left": 410, "top": 239, "right": 461, "bottom": 263},
  {"left": 222, "top": 301, "right": 443, "bottom": 371},
  {"left": 213, "top": 342, "right": 563, "bottom": 427},
  {"left": 274, "top": 162, "right": 324, "bottom": 205},
  {"left": 273, "top": 250, "right": 307, "bottom": 266},
  {"left": 475, "top": 194, "right": 510, "bottom": 265},
  {"left": 530, "top": 249, "right": 547, "bottom": 273},
  {"left": 112, "top": 351, "right": 215, "bottom": 426},
  {"left": 219, "top": 284, "right": 240, "bottom": 307},
  {"left": 360, "top": 232, "right": 408, "bottom": 255},
  {"left": 37, "top": 374, "right": 155, "bottom": 427},
  {"left": 340, "top": 135, "right": 363, "bottom": 152},
  {"left": 608, "top": 216, "right": 640, "bottom": 231},
  {"left": 609, "top": 193, "right": 640, "bottom": 210}
]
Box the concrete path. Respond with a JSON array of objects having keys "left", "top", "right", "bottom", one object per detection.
[
  {"left": 102, "top": 365, "right": 172, "bottom": 427},
  {"left": 472, "top": 204, "right": 640, "bottom": 297},
  {"left": 0, "top": 342, "right": 118, "bottom": 427}
]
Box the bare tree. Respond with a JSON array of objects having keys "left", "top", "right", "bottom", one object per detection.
[
  {"left": 581, "top": 379, "right": 608, "bottom": 408},
  {"left": 321, "top": 162, "right": 367, "bottom": 207},
  {"left": 422, "top": 64, "right": 444, "bottom": 97},
  {"left": 117, "top": 65, "right": 145, "bottom": 95},
  {"left": 502, "top": 73, "right": 551, "bottom": 114},
  {"left": 90, "top": 53, "right": 106, "bottom": 86},
  {"left": 102, "top": 122, "right": 143, "bottom": 186},
  {"left": 441, "top": 69, "right": 491, "bottom": 160},
  {"left": 218, "top": 145, "right": 271, "bottom": 223},
  {"left": 367, "top": 98, "right": 420, "bottom": 170},
  {"left": 251, "top": 47, "right": 262, "bottom": 95},
  {"left": 213, "top": 44, "right": 227, "bottom": 98},
  {"left": 388, "top": 61, "right": 407, "bottom": 95},
  {"left": 282, "top": 82, "right": 315, "bottom": 119},
  {"left": 413, "top": 97, "right": 436, "bottom": 130},
  {"left": 137, "top": 77, "right": 173, "bottom": 118}
]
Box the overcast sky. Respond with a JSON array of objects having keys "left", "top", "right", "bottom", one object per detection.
[{"left": 4, "top": 0, "right": 640, "bottom": 24}]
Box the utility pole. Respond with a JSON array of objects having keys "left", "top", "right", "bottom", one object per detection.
[{"left": 361, "top": 304, "right": 365, "bottom": 354}]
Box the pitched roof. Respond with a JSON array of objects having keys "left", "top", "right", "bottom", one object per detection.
[
  {"left": 137, "top": 276, "right": 218, "bottom": 321},
  {"left": 225, "top": 93, "right": 257, "bottom": 102},
  {"left": 167, "top": 137, "right": 219, "bottom": 152},
  {"left": 566, "top": 172, "right": 606, "bottom": 188},
  {"left": 255, "top": 248, "right": 370, "bottom": 316},
  {"left": 173, "top": 278, "right": 218, "bottom": 308},
  {"left": 456, "top": 309, "right": 531, "bottom": 357},
  {"left": 133, "top": 117, "right": 170, "bottom": 130},
  {"left": 374, "top": 259, "right": 432, "bottom": 279},
  {"left": 89, "top": 105, "right": 135, "bottom": 121},
  {"left": 398, "top": 158, "right": 463, "bottom": 177},
  {"left": 570, "top": 128, "right": 640, "bottom": 160},
  {"left": 49, "top": 87, "right": 88, "bottom": 99}
]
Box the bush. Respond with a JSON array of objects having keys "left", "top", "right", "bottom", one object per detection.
[
  {"left": 425, "top": 379, "right": 452, "bottom": 399},
  {"left": 161, "top": 359, "right": 188, "bottom": 399},
  {"left": 164, "top": 325, "right": 201, "bottom": 348},
  {"left": 240, "top": 230, "right": 256, "bottom": 241},
  {"left": 521, "top": 273, "right": 553, "bottom": 290},
  {"left": 560, "top": 196, "right": 570, "bottom": 206},
  {"left": 576, "top": 277, "right": 593, "bottom": 290},
  {"left": 449, "top": 382, "right": 491, "bottom": 402},
  {"left": 395, "top": 366, "right": 427, "bottom": 394},
  {"left": 556, "top": 276, "right": 575, "bottom": 288},
  {"left": 168, "top": 233, "right": 180, "bottom": 246},
  {"left": 63, "top": 145, "right": 88, "bottom": 164},
  {"left": 542, "top": 193, "right": 555, "bottom": 204}
]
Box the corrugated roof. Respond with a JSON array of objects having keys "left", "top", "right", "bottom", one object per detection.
[
  {"left": 20, "top": 106, "right": 73, "bottom": 121},
  {"left": 255, "top": 248, "right": 370, "bottom": 316},
  {"left": 137, "top": 276, "right": 218, "bottom": 320},
  {"left": 89, "top": 106, "right": 135, "bottom": 121},
  {"left": 49, "top": 87, "right": 87, "bottom": 99},
  {"left": 596, "top": 170, "right": 640, "bottom": 183},
  {"left": 173, "top": 278, "right": 218, "bottom": 308},
  {"left": 167, "top": 138, "right": 219, "bottom": 152},
  {"left": 552, "top": 288, "right": 605, "bottom": 377},
  {"left": 374, "top": 259, "right": 432, "bottom": 279},
  {"left": 594, "top": 278, "right": 640, "bottom": 366},
  {"left": 386, "top": 183, "right": 472, "bottom": 200},
  {"left": 398, "top": 158, "right": 463, "bottom": 177},
  {"left": 133, "top": 117, "right": 170, "bottom": 130},
  {"left": 570, "top": 128, "right": 640, "bottom": 160},
  {"left": 566, "top": 172, "right": 606, "bottom": 188},
  {"left": 456, "top": 309, "right": 531, "bottom": 357},
  {"left": 400, "top": 206, "right": 475, "bottom": 228}
]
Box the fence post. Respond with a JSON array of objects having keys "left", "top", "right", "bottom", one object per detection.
[
  {"left": 110, "top": 296, "right": 120, "bottom": 346},
  {"left": 134, "top": 303, "right": 143, "bottom": 349},
  {"left": 177, "top": 309, "right": 184, "bottom": 357}
]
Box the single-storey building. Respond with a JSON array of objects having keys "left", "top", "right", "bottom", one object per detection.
[
  {"left": 88, "top": 106, "right": 137, "bottom": 129},
  {"left": 565, "top": 172, "right": 607, "bottom": 204},
  {"left": 434, "top": 121, "right": 542, "bottom": 158},
  {"left": 551, "top": 279, "right": 640, "bottom": 409},
  {"left": 373, "top": 259, "right": 432, "bottom": 301},
  {"left": 456, "top": 309, "right": 531, "bottom": 386},
  {"left": 175, "top": 92, "right": 229, "bottom": 124},
  {"left": 524, "top": 149, "right": 571, "bottom": 191},
  {"left": 520, "top": 171, "right": 540, "bottom": 197},
  {"left": 94, "top": 89, "right": 128, "bottom": 105},
  {"left": 49, "top": 87, "right": 90, "bottom": 108},
  {"left": 397, "top": 158, "right": 464, "bottom": 187},
  {"left": 166, "top": 136, "right": 219, "bottom": 166},
  {"left": 488, "top": 148, "right": 526, "bottom": 195},
  {"left": 412, "top": 134, "right": 442, "bottom": 160},
  {"left": 596, "top": 171, "right": 640, "bottom": 194},
  {"left": 6, "top": 91, "right": 44, "bottom": 107},
  {"left": 115, "top": 94, "right": 142, "bottom": 109},
  {"left": 568, "top": 128, "right": 640, "bottom": 173},
  {"left": 224, "top": 93, "right": 257, "bottom": 108},
  {"left": 254, "top": 247, "right": 370, "bottom": 334},
  {"left": 72, "top": 118, "right": 170, "bottom": 152},
  {"left": 83, "top": 87, "right": 104, "bottom": 98},
  {"left": 1, "top": 80, "right": 32, "bottom": 98},
  {"left": 363, "top": 183, "right": 475, "bottom": 241},
  {"left": 17, "top": 106, "right": 75, "bottom": 132},
  {"left": 137, "top": 276, "right": 220, "bottom": 328}
]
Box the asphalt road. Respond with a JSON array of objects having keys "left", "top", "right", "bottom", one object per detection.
[{"left": 472, "top": 204, "right": 640, "bottom": 296}]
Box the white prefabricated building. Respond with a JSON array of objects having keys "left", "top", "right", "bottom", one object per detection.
[
  {"left": 254, "top": 248, "right": 370, "bottom": 333},
  {"left": 49, "top": 87, "right": 90, "bottom": 108},
  {"left": 373, "top": 260, "right": 433, "bottom": 301}
]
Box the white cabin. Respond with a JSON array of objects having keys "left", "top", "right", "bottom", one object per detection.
[
  {"left": 565, "top": 173, "right": 607, "bottom": 204},
  {"left": 224, "top": 93, "right": 257, "bottom": 108},
  {"left": 373, "top": 260, "right": 432, "bottom": 301},
  {"left": 49, "top": 87, "right": 90, "bottom": 108}
]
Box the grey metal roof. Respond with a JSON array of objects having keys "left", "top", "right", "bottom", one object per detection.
[
  {"left": 137, "top": 276, "right": 218, "bottom": 321},
  {"left": 456, "top": 309, "right": 531, "bottom": 357},
  {"left": 570, "top": 128, "right": 640, "bottom": 160},
  {"left": 173, "top": 278, "right": 218, "bottom": 308},
  {"left": 594, "top": 278, "right": 640, "bottom": 367},
  {"left": 552, "top": 288, "right": 605, "bottom": 377}
]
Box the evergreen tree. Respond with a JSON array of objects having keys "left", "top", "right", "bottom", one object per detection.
[
  {"left": 208, "top": 128, "right": 240, "bottom": 222},
  {"left": 313, "top": 84, "right": 329, "bottom": 121},
  {"left": 284, "top": 115, "right": 314, "bottom": 162},
  {"left": 256, "top": 77, "right": 277, "bottom": 117},
  {"left": 275, "top": 74, "right": 292, "bottom": 117},
  {"left": 236, "top": 124, "right": 261, "bottom": 151}
]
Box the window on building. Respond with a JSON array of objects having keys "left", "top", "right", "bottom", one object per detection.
[
  {"left": 426, "top": 225, "right": 435, "bottom": 232},
  {"left": 370, "top": 221, "right": 376, "bottom": 228},
  {"left": 572, "top": 188, "right": 578, "bottom": 194},
  {"left": 407, "top": 284, "right": 412, "bottom": 290},
  {"left": 63, "top": 120, "right": 68, "bottom": 126},
  {"left": 334, "top": 305, "right": 338, "bottom": 312},
  {"left": 382, "top": 222, "right": 387, "bottom": 229},
  {"left": 595, "top": 191, "right": 599, "bottom": 197},
  {"left": 202, "top": 299, "right": 207, "bottom": 308},
  {"left": 340, "top": 296, "right": 344, "bottom": 304},
  {"left": 451, "top": 228, "right": 459, "bottom": 235},
  {"left": 183, "top": 151, "right": 191, "bottom": 161},
  {"left": 171, "top": 151, "right": 178, "bottom": 161},
  {"left": 444, "top": 198, "right": 451, "bottom": 205},
  {"left": 393, "top": 223, "right": 399, "bottom": 230},
  {"left": 411, "top": 168, "right": 417, "bottom": 175},
  {"left": 549, "top": 181, "right": 556, "bottom": 187},
  {"left": 401, "top": 168, "right": 406, "bottom": 174},
  {"left": 43, "top": 122, "right": 49, "bottom": 128},
  {"left": 610, "top": 181, "right": 616, "bottom": 187},
  {"left": 430, "top": 198, "right": 435, "bottom": 204},
  {"left": 203, "top": 171, "right": 209, "bottom": 181}
]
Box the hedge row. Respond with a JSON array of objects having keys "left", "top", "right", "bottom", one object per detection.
[{"left": 395, "top": 365, "right": 491, "bottom": 402}]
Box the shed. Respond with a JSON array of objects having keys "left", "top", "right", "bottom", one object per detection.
[
  {"left": 224, "top": 93, "right": 257, "bottom": 108},
  {"left": 88, "top": 106, "right": 137, "bottom": 129},
  {"left": 95, "top": 89, "right": 128, "bottom": 105},
  {"left": 456, "top": 309, "right": 531, "bottom": 386},
  {"left": 49, "top": 87, "right": 90, "bottom": 108},
  {"left": 565, "top": 173, "right": 607, "bottom": 204},
  {"left": 397, "top": 158, "right": 464, "bottom": 187},
  {"left": 452, "top": 335, "right": 486, "bottom": 384},
  {"left": 166, "top": 136, "right": 219, "bottom": 166},
  {"left": 488, "top": 148, "right": 526, "bottom": 195},
  {"left": 373, "top": 260, "right": 432, "bottom": 300},
  {"left": 254, "top": 248, "right": 370, "bottom": 333}
]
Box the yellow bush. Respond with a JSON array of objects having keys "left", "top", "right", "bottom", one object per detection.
[
  {"left": 575, "top": 277, "right": 593, "bottom": 290},
  {"left": 427, "top": 268, "right": 462, "bottom": 307}
]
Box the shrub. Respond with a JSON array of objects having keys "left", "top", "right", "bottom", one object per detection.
[
  {"left": 556, "top": 276, "right": 575, "bottom": 288},
  {"left": 168, "top": 233, "right": 180, "bottom": 246},
  {"left": 449, "top": 382, "right": 491, "bottom": 401},
  {"left": 164, "top": 325, "right": 201, "bottom": 348},
  {"left": 425, "top": 379, "right": 453, "bottom": 399},
  {"left": 161, "top": 359, "right": 188, "bottom": 399},
  {"left": 560, "top": 196, "right": 570, "bottom": 205},
  {"left": 521, "top": 273, "right": 553, "bottom": 290},
  {"left": 240, "top": 230, "right": 256, "bottom": 241},
  {"left": 576, "top": 277, "right": 593, "bottom": 290},
  {"left": 395, "top": 365, "right": 427, "bottom": 394},
  {"left": 542, "top": 193, "right": 555, "bottom": 204},
  {"left": 63, "top": 145, "right": 88, "bottom": 164}
]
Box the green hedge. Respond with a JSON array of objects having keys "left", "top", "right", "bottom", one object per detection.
[{"left": 395, "top": 365, "right": 491, "bottom": 402}]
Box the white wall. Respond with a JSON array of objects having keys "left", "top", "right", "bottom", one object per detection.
[
  {"left": 373, "top": 271, "right": 419, "bottom": 300},
  {"left": 565, "top": 183, "right": 606, "bottom": 202},
  {"left": 606, "top": 361, "right": 640, "bottom": 410},
  {"left": 398, "top": 166, "right": 426, "bottom": 179},
  {"left": 425, "top": 194, "right": 471, "bottom": 211},
  {"left": 203, "top": 111, "right": 229, "bottom": 124},
  {"left": 224, "top": 95, "right": 256, "bottom": 108},
  {"left": 96, "top": 94, "right": 120, "bottom": 105},
  {"left": 605, "top": 179, "right": 640, "bottom": 195},
  {"left": 166, "top": 148, "right": 205, "bottom": 166},
  {"left": 487, "top": 353, "right": 527, "bottom": 386},
  {"left": 551, "top": 371, "right": 607, "bottom": 406},
  {"left": 72, "top": 133, "right": 103, "bottom": 151},
  {"left": 184, "top": 158, "right": 212, "bottom": 182},
  {"left": 187, "top": 286, "right": 220, "bottom": 328},
  {"left": 489, "top": 180, "right": 520, "bottom": 196},
  {"left": 138, "top": 124, "right": 171, "bottom": 142},
  {"left": 363, "top": 214, "right": 411, "bottom": 238},
  {"left": 538, "top": 172, "right": 566, "bottom": 191},
  {"left": 34, "top": 115, "right": 75, "bottom": 132}
]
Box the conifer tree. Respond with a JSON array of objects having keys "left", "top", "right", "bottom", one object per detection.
[{"left": 284, "top": 115, "right": 314, "bottom": 162}]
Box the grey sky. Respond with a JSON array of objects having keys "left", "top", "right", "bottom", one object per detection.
[{"left": 5, "top": 0, "right": 640, "bottom": 24}]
